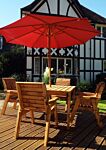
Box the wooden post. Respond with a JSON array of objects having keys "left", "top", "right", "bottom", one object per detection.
[{"left": 47, "top": 25, "right": 51, "bottom": 87}]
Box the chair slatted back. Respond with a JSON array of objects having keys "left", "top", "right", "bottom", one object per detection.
[
  {"left": 56, "top": 78, "right": 70, "bottom": 86},
  {"left": 95, "top": 82, "right": 105, "bottom": 99},
  {"left": 2, "top": 78, "right": 16, "bottom": 91},
  {"left": 16, "top": 82, "right": 47, "bottom": 112}
]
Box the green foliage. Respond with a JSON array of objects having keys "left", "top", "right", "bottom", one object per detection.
[
  {"left": 0, "top": 45, "right": 25, "bottom": 77},
  {"left": 96, "top": 73, "right": 106, "bottom": 83},
  {"left": 0, "top": 45, "right": 26, "bottom": 89},
  {"left": 42, "top": 76, "right": 49, "bottom": 84},
  {"left": 98, "top": 100, "right": 106, "bottom": 113},
  {"left": 11, "top": 73, "right": 26, "bottom": 81},
  {"left": 77, "top": 80, "right": 92, "bottom": 92}
]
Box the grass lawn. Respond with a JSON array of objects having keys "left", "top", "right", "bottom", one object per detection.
[
  {"left": 0, "top": 93, "right": 106, "bottom": 113},
  {"left": 58, "top": 99, "right": 106, "bottom": 113},
  {"left": 98, "top": 100, "right": 106, "bottom": 113}
]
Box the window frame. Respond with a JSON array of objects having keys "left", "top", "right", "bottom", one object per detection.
[
  {"left": 96, "top": 25, "right": 106, "bottom": 38},
  {"left": 42, "top": 57, "right": 72, "bottom": 75}
]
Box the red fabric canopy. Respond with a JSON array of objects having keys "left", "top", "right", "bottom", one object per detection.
[
  {"left": 0, "top": 14, "right": 100, "bottom": 48},
  {"left": 0, "top": 14, "right": 100, "bottom": 85}
]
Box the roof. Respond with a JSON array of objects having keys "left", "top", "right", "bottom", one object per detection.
[
  {"left": 21, "top": 0, "right": 40, "bottom": 12},
  {"left": 21, "top": 0, "right": 106, "bottom": 24},
  {"left": 70, "top": 0, "right": 106, "bottom": 24},
  {"left": 76, "top": 3, "right": 106, "bottom": 24}
]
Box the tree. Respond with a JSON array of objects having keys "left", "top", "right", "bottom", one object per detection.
[{"left": 0, "top": 44, "right": 26, "bottom": 89}]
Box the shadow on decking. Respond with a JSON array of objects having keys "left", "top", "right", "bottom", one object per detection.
[{"left": 0, "top": 105, "right": 106, "bottom": 149}]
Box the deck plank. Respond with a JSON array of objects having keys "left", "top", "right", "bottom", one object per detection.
[{"left": 0, "top": 103, "right": 106, "bottom": 149}]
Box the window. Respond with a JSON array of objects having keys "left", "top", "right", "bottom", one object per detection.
[
  {"left": 42, "top": 58, "right": 48, "bottom": 74},
  {"left": 0, "top": 36, "right": 3, "bottom": 49},
  {"left": 42, "top": 57, "right": 57, "bottom": 74},
  {"left": 58, "top": 59, "right": 64, "bottom": 74},
  {"left": 66, "top": 59, "right": 72, "bottom": 74},
  {"left": 97, "top": 26, "right": 101, "bottom": 37},
  {"left": 103, "top": 27, "right": 106, "bottom": 37},
  {"left": 34, "top": 57, "right": 40, "bottom": 74},
  {"left": 58, "top": 58, "right": 72, "bottom": 75},
  {"left": 51, "top": 58, "right": 57, "bottom": 74},
  {"left": 42, "top": 57, "right": 72, "bottom": 75},
  {"left": 96, "top": 26, "right": 106, "bottom": 38},
  {"left": 74, "top": 59, "right": 78, "bottom": 74},
  {"left": 103, "top": 60, "right": 106, "bottom": 72}
]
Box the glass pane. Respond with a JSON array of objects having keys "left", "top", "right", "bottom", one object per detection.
[
  {"left": 66, "top": 59, "right": 71, "bottom": 74},
  {"left": 97, "top": 26, "right": 101, "bottom": 37},
  {"left": 104, "top": 61, "right": 106, "bottom": 71},
  {"left": 34, "top": 58, "right": 40, "bottom": 74},
  {"left": 103, "top": 27, "right": 106, "bottom": 38},
  {"left": 74, "top": 59, "right": 78, "bottom": 74},
  {"left": 43, "top": 58, "right": 48, "bottom": 73},
  {"left": 58, "top": 59, "right": 64, "bottom": 74},
  {"left": 51, "top": 59, "right": 57, "bottom": 74}
]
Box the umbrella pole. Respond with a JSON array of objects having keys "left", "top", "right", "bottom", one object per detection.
[{"left": 47, "top": 26, "right": 51, "bottom": 87}]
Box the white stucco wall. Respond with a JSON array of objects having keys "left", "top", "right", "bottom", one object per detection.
[{"left": 36, "top": 0, "right": 78, "bottom": 17}]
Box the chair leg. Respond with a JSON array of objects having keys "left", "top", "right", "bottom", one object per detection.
[
  {"left": 14, "top": 106, "right": 23, "bottom": 139},
  {"left": 13, "top": 101, "right": 17, "bottom": 109},
  {"left": 1, "top": 93, "right": 10, "bottom": 115},
  {"left": 30, "top": 110, "right": 35, "bottom": 124},
  {"left": 65, "top": 101, "right": 68, "bottom": 112},
  {"left": 70, "top": 96, "right": 80, "bottom": 123},
  {"left": 54, "top": 105, "right": 58, "bottom": 127},
  {"left": 44, "top": 109, "right": 51, "bottom": 147},
  {"left": 92, "top": 101, "right": 103, "bottom": 128}
]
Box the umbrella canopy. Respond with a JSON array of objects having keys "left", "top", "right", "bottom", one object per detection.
[{"left": 0, "top": 14, "right": 100, "bottom": 85}]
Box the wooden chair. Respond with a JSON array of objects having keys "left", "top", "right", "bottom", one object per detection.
[
  {"left": 70, "top": 82, "right": 105, "bottom": 128},
  {"left": 55, "top": 78, "right": 71, "bottom": 111},
  {"left": 14, "top": 82, "right": 58, "bottom": 147},
  {"left": 1, "top": 78, "right": 18, "bottom": 115},
  {"left": 56, "top": 78, "right": 71, "bottom": 86}
]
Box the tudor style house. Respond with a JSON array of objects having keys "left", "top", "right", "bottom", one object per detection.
[{"left": 21, "top": 0, "right": 106, "bottom": 84}]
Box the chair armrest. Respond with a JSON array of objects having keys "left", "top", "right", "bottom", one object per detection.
[
  {"left": 81, "top": 92, "right": 95, "bottom": 96},
  {"left": 7, "top": 90, "right": 18, "bottom": 93},
  {"left": 82, "top": 94, "right": 97, "bottom": 99},
  {"left": 7, "top": 90, "right": 18, "bottom": 96},
  {"left": 49, "top": 96, "right": 58, "bottom": 104}
]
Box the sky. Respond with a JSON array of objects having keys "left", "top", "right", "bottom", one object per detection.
[
  {"left": 79, "top": 0, "right": 106, "bottom": 18},
  {"left": 0, "top": 0, "right": 106, "bottom": 27}
]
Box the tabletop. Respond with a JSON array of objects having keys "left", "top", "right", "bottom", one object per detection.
[{"left": 46, "top": 85, "right": 76, "bottom": 96}]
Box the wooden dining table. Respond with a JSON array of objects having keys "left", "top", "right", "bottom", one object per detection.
[{"left": 46, "top": 84, "right": 76, "bottom": 129}]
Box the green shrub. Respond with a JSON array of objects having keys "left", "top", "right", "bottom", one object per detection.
[
  {"left": 0, "top": 45, "right": 25, "bottom": 78},
  {"left": 11, "top": 73, "right": 26, "bottom": 81},
  {"left": 77, "top": 80, "right": 93, "bottom": 92},
  {"left": 0, "top": 78, "right": 3, "bottom": 90}
]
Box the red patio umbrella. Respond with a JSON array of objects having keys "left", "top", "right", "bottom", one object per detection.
[{"left": 0, "top": 14, "right": 100, "bottom": 86}]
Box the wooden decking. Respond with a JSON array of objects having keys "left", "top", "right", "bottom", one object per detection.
[{"left": 0, "top": 101, "right": 106, "bottom": 150}]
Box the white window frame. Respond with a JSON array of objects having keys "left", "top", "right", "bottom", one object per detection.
[
  {"left": 96, "top": 24, "right": 106, "bottom": 38},
  {"left": 42, "top": 57, "right": 72, "bottom": 75}
]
